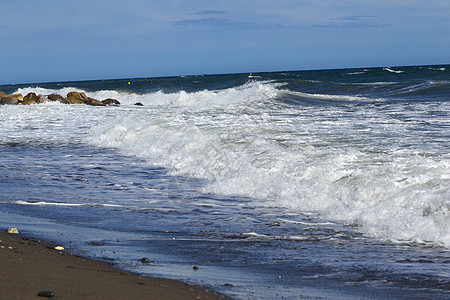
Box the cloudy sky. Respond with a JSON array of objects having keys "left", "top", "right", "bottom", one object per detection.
[{"left": 1, "top": 0, "right": 449, "bottom": 84}]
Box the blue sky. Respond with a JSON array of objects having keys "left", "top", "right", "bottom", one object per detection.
[{"left": 1, "top": 0, "right": 449, "bottom": 84}]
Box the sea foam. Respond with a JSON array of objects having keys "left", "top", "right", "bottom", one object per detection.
[
  {"left": 82, "top": 82, "right": 450, "bottom": 248},
  {"left": 5, "top": 81, "right": 449, "bottom": 248}
]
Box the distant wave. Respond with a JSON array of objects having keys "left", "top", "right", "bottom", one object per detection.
[
  {"left": 277, "top": 90, "right": 373, "bottom": 105},
  {"left": 346, "top": 71, "right": 366, "bottom": 75},
  {"left": 383, "top": 67, "right": 404, "bottom": 74}
]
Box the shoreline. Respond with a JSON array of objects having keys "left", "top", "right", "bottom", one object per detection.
[{"left": 0, "top": 230, "right": 226, "bottom": 299}]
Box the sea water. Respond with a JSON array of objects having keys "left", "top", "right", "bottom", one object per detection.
[{"left": 0, "top": 66, "right": 449, "bottom": 299}]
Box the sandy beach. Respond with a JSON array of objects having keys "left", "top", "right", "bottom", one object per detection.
[{"left": 0, "top": 230, "right": 225, "bottom": 299}]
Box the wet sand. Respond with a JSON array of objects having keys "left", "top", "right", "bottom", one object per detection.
[{"left": 0, "top": 231, "right": 225, "bottom": 299}]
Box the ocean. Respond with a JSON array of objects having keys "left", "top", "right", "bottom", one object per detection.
[{"left": 0, "top": 65, "right": 449, "bottom": 299}]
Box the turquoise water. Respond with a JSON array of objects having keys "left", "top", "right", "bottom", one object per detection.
[{"left": 1, "top": 65, "right": 449, "bottom": 299}]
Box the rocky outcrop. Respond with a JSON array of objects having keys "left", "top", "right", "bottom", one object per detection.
[
  {"left": 8, "top": 93, "right": 50, "bottom": 105},
  {"left": 0, "top": 90, "right": 121, "bottom": 107},
  {"left": 0, "top": 97, "right": 17, "bottom": 105},
  {"left": 65, "top": 91, "right": 88, "bottom": 104},
  {"left": 47, "top": 94, "right": 65, "bottom": 102},
  {"left": 84, "top": 97, "right": 106, "bottom": 106},
  {"left": 102, "top": 98, "right": 121, "bottom": 106},
  {"left": 22, "top": 92, "right": 38, "bottom": 105},
  {"left": 0, "top": 93, "right": 22, "bottom": 105},
  {"left": 37, "top": 94, "right": 46, "bottom": 104},
  {"left": 6, "top": 93, "right": 23, "bottom": 102}
]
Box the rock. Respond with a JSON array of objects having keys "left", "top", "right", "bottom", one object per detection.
[
  {"left": 102, "top": 98, "right": 121, "bottom": 106},
  {"left": 54, "top": 246, "right": 64, "bottom": 251},
  {"left": 134, "top": 102, "right": 144, "bottom": 106},
  {"left": 222, "top": 283, "right": 234, "bottom": 287},
  {"left": 1, "top": 90, "right": 123, "bottom": 107},
  {"left": 140, "top": 257, "right": 152, "bottom": 263},
  {"left": 7, "top": 227, "right": 19, "bottom": 234},
  {"left": 193, "top": 265, "right": 199, "bottom": 270},
  {"left": 65, "top": 91, "right": 88, "bottom": 104},
  {"left": 47, "top": 94, "right": 65, "bottom": 102},
  {"left": 67, "top": 91, "right": 88, "bottom": 101},
  {"left": 0, "top": 97, "right": 17, "bottom": 105},
  {"left": 6, "top": 93, "right": 23, "bottom": 102},
  {"left": 36, "top": 94, "right": 46, "bottom": 104},
  {"left": 85, "top": 97, "right": 106, "bottom": 106},
  {"left": 22, "top": 92, "right": 38, "bottom": 105},
  {"left": 38, "top": 290, "right": 55, "bottom": 297},
  {"left": 63, "top": 97, "right": 84, "bottom": 104}
]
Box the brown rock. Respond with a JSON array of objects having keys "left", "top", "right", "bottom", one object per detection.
[
  {"left": 64, "top": 95, "right": 85, "bottom": 104},
  {"left": 102, "top": 98, "right": 121, "bottom": 106},
  {"left": 6, "top": 93, "right": 23, "bottom": 102},
  {"left": 134, "top": 102, "right": 144, "bottom": 106},
  {"left": 67, "top": 91, "right": 88, "bottom": 101},
  {"left": 0, "top": 97, "right": 17, "bottom": 105},
  {"left": 47, "top": 94, "right": 65, "bottom": 102},
  {"left": 85, "top": 97, "right": 105, "bottom": 106},
  {"left": 65, "top": 91, "right": 88, "bottom": 104},
  {"left": 36, "top": 95, "right": 46, "bottom": 104},
  {"left": 62, "top": 98, "right": 83, "bottom": 104},
  {"left": 22, "top": 92, "right": 38, "bottom": 105},
  {"left": 0, "top": 91, "right": 6, "bottom": 98}
]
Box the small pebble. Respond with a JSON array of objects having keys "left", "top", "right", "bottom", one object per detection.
[
  {"left": 38, "top": 290, "right": 55, "bottom": 297},
  {"left": 54, "top": 246, "right": 64, "bottom": 251},
  {"left": 7, "top": 227, "right": 19, "bottom": 234},
  {"left": 140, "top": 257, "right": 152, "bottom": 263},
  {"left": 193, "top": 266, "right": 199, "bottom": 270}
]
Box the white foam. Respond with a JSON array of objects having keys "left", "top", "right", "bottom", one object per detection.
[
  {"left": 279, "top": 90, "right": 373, "bottom": 102},
  {"left": 3, "top": 81, "right": 449, "bottom": 248},
  {"left": 383, "top": 67, "right": 405, "bottom": 74},
  {"left": 13, "top": 200, "right": 133, "bottom": 209},
  {"left": 85, "top": 82, "right": 449, "bottom": 248},
  {"left": 280, "top": 219, "right": 336, "bottom": 226},
  {"left": 15, "top": 200, "right": 85, "bottom": 207}
]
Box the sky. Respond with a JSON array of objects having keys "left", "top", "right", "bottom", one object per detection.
[{"left": 1, "top": 0, "right": 449, "bottom": 84}]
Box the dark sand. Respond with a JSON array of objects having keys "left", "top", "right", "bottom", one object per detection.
[{"left": 0, "top": 231, "right": 226, "bottom": 299}]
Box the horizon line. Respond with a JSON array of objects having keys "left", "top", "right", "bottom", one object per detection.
[{"left": 1, "top": 63, "right": 448, "bottom": 87}]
